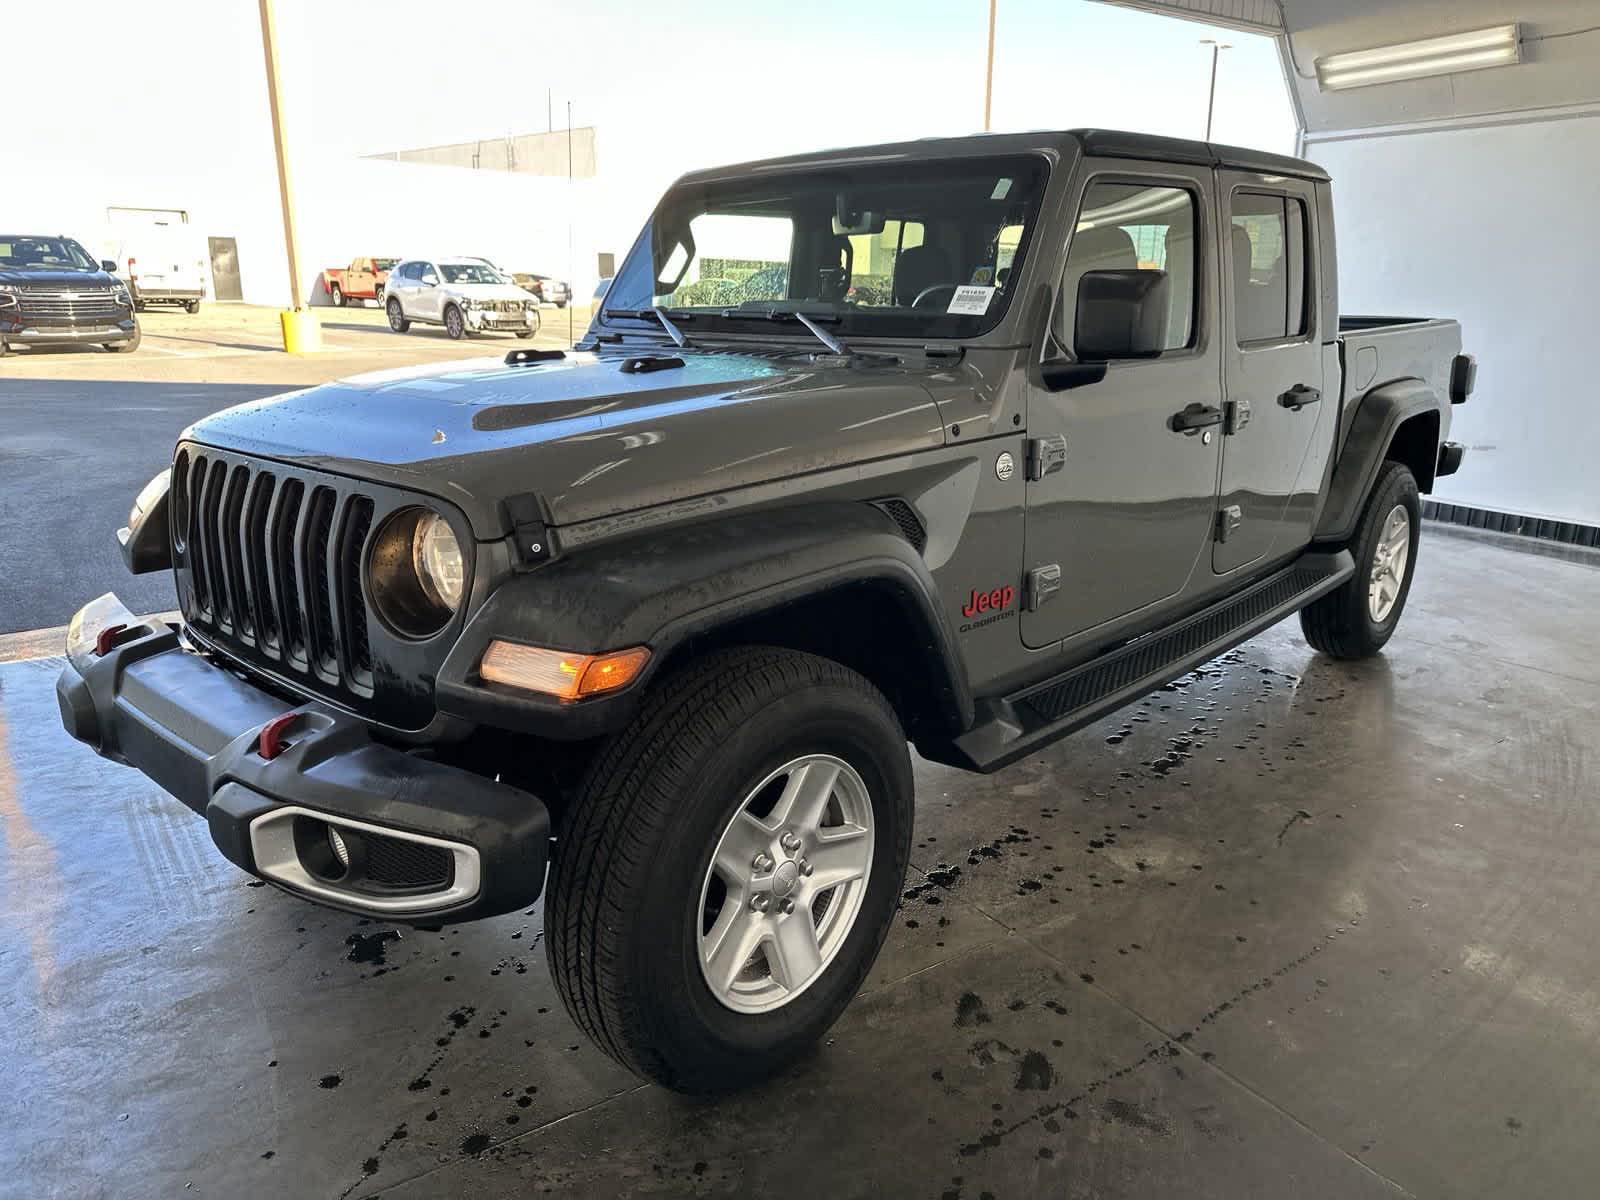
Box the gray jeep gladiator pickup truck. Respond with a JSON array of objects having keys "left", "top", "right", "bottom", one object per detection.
[{"left": 57, "top": 129, "right": 1472, "bottom": 1092}]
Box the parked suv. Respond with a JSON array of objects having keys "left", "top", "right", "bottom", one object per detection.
[
  {"left": 384, "top": 258, "right": 541, "bottom": 340},
  {"left": 0, "top": 234, "right": 139, "bottom": 354},
  {"left": 58, "top": 130, "right": 1471, "bottom": 1093}
]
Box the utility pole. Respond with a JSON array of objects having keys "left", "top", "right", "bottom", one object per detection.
[
  {"left": 1201, "top": 37, "right": 1231, "bottom": 142},
  {"left": 983, "top": 0, "right": 997, "bottom": 131},
  {"left": 567, "top": 100, "right": 575, "bottom": 348},
  {"left": 257, "top": 0, "right": 319, "bottom": 351}
]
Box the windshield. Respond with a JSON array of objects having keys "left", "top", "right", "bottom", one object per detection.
[
  {"left": 602, "top": 154, "right": 1048, "bottom": 340},
  {"left": 440, "top": 262, "right": 506, "bottom": 284},
  {"left": 373, "top": 257, "right": 398, "bottom": 270},
  {"left": 0, "top": 235, "right": 99, "bottom": 272}
]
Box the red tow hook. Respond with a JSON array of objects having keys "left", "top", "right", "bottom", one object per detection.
[
  {"left": 258, "top": 712, "right": 301, "bottom": 761},
  {"left": 93, "top": 624, "right": 129, "bottom": 656}
]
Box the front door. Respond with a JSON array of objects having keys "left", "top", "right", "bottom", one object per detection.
[
  {"left": 1022, "top": 163, "right": 1223, "bottom": 649},
  {"left": 1213, "top": 172, "right": 1330, "bottom": 574}
]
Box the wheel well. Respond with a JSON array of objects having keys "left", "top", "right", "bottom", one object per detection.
[
  {"left": 657, "top": 583, "right": 962, "bottom": 744},
  {"left": 1384, "top": 409, "right": 1440, "bottom": 492}
]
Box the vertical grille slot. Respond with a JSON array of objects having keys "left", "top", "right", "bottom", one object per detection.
[
  {"left": 303, "top": 486, "right": 340, "bottom": 679},
  {"left": 337, "top": 497, "right": 375, "bottom": 685},
  {"left": 244, "top": 473, "right": 278, "bottom": 652},
  {"left": 186, "top": 456, "right": 210, "bottom": 615},
  {"left": 221, "top": 466, "right": 254, "bottom": 640},
  {"left": 171, "top": 450, "right": 191, "bottom": 554},
  {"left": 200, "top": 459, "right": 231, "bottom": 630},
  {"left": 271, "top": 479, "right": 307, "bottom": 665}
]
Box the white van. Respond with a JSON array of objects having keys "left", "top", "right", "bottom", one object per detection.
[{"left": 111, "top": 226, "right": 207, "bottom": 313}]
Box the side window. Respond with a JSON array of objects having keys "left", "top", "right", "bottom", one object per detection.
[
  {"left": 420, "top": 262, "right": 439, "bottom": 284},
  {"left": 1230, "top": 192, "right": 1308, "bottom": 343},
  {"left": 401, "top": 262, "right": 422, "bottom": 281},
  {"left": 1060, "top": 181, "right": 1197, "bottom": 355}
]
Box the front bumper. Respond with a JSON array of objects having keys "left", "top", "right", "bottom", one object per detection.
[
  {"left": 3, "top": 317, "right": 138, "bottom": 344},
  {"left": 56, "top": 594, "right": 550, "bottom": 923},
  {"left": 465, "top": 306, "right": 538, "bottom": 331}
]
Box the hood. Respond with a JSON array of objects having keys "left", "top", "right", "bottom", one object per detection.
[
  {"left": 446, "top": 282, "right": 536, "bottom": 301},
  {"left": 0, "top": 267, "right": 116, "bottom": 289},
  {"left": 184, "top": 350, "right": 950, "bottom": 538}
]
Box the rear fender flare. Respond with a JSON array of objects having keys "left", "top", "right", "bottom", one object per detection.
[
  {"left": 1315, "top": 378, "right": 1442, "bottom": 544},
  {"left": 435, "top": 502, "right": 972, "bottom": 739}
]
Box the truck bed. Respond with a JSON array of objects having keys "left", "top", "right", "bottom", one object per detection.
[{"left": 1336, "top": 315, "right": 1461, "bottom": 442}]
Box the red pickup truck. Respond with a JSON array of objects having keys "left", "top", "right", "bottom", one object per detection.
[{"left": 320, "top": 257, "right": 398, "bottom": 306}]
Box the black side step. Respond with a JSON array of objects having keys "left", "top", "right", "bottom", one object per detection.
[{"left": 929, "top": 549, "right": 1354, "bottom": 774}]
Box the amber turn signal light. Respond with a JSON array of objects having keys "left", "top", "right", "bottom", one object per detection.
[{"left": 479, "top": 642, "right": 650, "bottom": 700}]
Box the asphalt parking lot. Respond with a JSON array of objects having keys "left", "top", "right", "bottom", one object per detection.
[{"left": 0, "top": 302, "right": 587, "bottom": 637}]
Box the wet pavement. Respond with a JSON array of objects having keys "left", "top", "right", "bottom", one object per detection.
[{"left": 3, "top": 528, "right": 1597, "bottom": 1198}]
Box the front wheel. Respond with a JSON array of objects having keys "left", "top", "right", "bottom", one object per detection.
[
  {"left": 444, "top": 304, "right": 466, "bottom": 339},
  {"left": 1300, "top": 459, "right": 1421, "bottom": 659},
  {"left": 546, "top": 646, "right": 913, "bottom": 1093},
  {"left": 106, "top": 323, "right": 142, "bottom": 353},
  {"left": 386, "top": 297, "right": 410, "bottom": 333}
]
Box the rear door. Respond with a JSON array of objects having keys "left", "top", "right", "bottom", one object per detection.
[
  {"left": 1213, "top": 173, "right": 1330, "bottom": 574},
  {"left": 1022, "top": 162, "right": 1223, "bottom": 648}
]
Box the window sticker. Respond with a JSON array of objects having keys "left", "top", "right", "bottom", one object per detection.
[
  {"left": 970, "top": 266, "right": 994, "bottom": 286},
  {"left": 947, "top": 285, "right": 996, "bottom": 315},
  {"left": 991, "top": 177, "right": 1013, "bottom": 200}
]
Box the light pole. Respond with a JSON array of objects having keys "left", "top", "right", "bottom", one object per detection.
[
  {"left": 257, "top": 0, "right": 319, "bottom": 352},
  {"left": 983, "top": 0, "right": 997, "bottom": 132},
  {"left": 1200, "top": 37, "right": 1232, "bottom": 142}
]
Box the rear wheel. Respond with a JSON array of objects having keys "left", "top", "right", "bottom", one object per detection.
[
  {"left": 1300, "top": 459, "right": 1421, "bottom": 659},
  {"left": 184, "top": 299, "right": 200, "bottom": 314},
  {"left": 386, "top": 297, "right": 410, "bottom": 333},
  {"left": 546, "top": 646, "right": 913, "bottom": 1093},
  {"left": 444, "top": 304, "right": 465, "bottom": 339},
  {"left": 330, "top": 283, "right": 345, "bottom": 307}
]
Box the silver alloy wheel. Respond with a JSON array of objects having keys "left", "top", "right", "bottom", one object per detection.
[
  {"left": 697, "top": 754, "right": 874, "bottom": 1014},
  {"left": 1368, "top": 504, "right": 1411, "bottom": 623},
  {"left": 445, "top": 306, "right": 464, "bottom": 338},
  {"left": 387, "top": 298, "right": 404, "bottom": 331}
]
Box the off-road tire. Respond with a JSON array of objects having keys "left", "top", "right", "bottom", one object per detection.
[
  {"left": 386, "top": 297, "right": 410, "bottom": 333},
  {"left": 106, "top": 323, "right": 142, "bottom": 353},
  {"left": 1301, "top": 459, "right": 1421, "bottom": 659},
  {"left": 546, "top": 646, "right": 914, "bottom": 1093}
]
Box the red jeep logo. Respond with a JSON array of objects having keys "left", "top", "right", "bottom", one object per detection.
[{"left": 962, "top": 585, "right": 1016, "bottom": 618}]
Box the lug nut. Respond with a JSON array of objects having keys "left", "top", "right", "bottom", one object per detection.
[
  {"left": 780, "top": 830, "right": 802, "bottom": 853},
  {"left": 750, "top": 894, "right": 771, "bottom": 914},
  {"left": 751, "top": 853, "right": 774, "bottom": 873},
  {"left": 779, "top": 898, "right": 795, "bottom": 915},
  {"left": 798, "top": 859, "right": 813, "bottom": 877}
]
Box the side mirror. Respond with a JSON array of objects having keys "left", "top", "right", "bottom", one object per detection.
[
  {"left": 1074, "top": 269, "right": 1170, "bottom": 360},
  {"left": 101, "top": 259, "right": 118, "bottom": 273}
]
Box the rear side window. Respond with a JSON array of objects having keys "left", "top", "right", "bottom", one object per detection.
[
  {"left": 1230, "top": 192, "right": 1308, "bottom": 343},
  {"left": 1061, "top": 181, "right": 1198, "bottom": 353}
]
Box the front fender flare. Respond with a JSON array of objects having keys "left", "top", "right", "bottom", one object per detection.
[{"left": 436, "top": 502, "right": 972, "bottom": 739}]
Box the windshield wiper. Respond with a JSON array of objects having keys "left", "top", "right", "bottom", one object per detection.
[
  {"left": 599, "top": 306, "right": 693, "bottom": 347},
  {"left": 713, "top": 308, "right": 853, "bottom": 356}
]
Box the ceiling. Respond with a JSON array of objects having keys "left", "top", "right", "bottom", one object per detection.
[{"left": 1093, "top": 0, "right": 1600, "bottom": 135}]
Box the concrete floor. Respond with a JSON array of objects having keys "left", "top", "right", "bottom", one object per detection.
[{"left": 3, "top": 528, "right": 1597, "bottom": 1199}]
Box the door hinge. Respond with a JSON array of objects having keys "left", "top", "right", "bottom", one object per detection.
[
  {"left": 1215, "top": 504, "right": 1243, "bottom": 543},
  {"left": 1025, "top": 564, "right": 1062, "bottom": 611},
  {"left": 1026, "top": 435, "right": 1068, "bottom": 481},
  {"left": 1224, "top": 398, "right": 1251, "bottom": 435}
]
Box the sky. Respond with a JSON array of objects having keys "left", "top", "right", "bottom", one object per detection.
[{"left": 9, "top": 0, "right": 1296, "bottom": 284}]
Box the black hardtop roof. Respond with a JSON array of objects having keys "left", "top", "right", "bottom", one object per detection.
[{"left": 676, "top": 128, "right": 1328, "bottom": 185}]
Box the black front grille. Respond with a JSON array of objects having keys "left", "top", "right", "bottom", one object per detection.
[
  {"left": 19, "top": 289, "right": 125, "bottom": 323},
  {"left": 363, "top": 833, "right": 453, "bottom": 891},
  {"left": 174, "top": 448, "right": 375, "bottom": 697}
]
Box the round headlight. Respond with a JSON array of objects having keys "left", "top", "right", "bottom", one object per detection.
[
  {"left": 368, "top": 507, "right": 467, "bottom": 638},
  {"left": 413, "top": 513, "right": 464, "bottom": 610}
]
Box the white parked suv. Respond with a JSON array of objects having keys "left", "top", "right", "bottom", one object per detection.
[{"left": 384, "top": 258, "right": 542, "bottom": 340}]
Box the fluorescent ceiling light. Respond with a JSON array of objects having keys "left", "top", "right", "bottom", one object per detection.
[{"left": 1316, "top": 24, "right": 1521, "bottom": 91}]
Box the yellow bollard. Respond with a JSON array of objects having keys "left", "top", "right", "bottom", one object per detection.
[{"left": 278, "top": 308, "right": 322, "bottom": 353}]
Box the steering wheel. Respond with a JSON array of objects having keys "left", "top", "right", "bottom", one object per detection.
[{"left": 911, "top": 283, "right": 959, "bottom": 310}]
